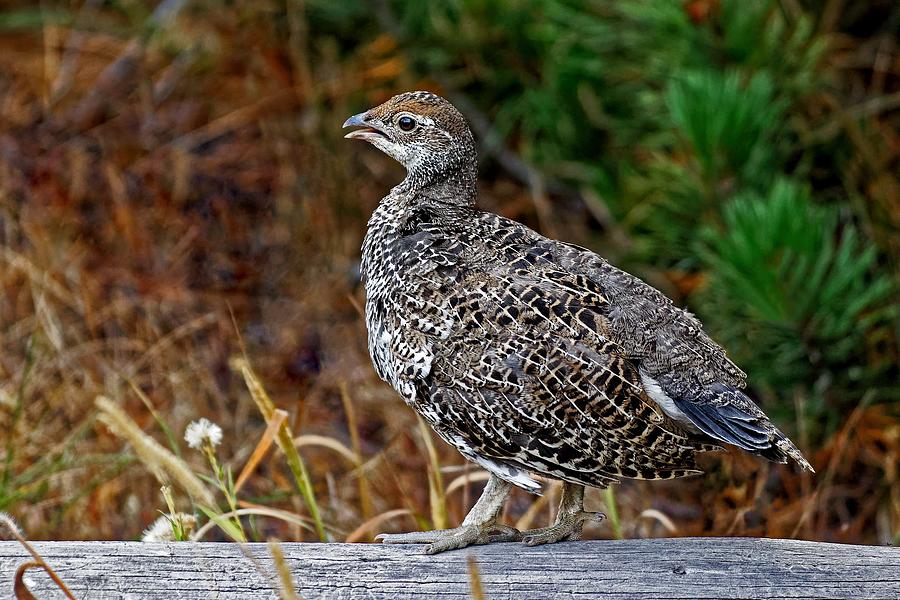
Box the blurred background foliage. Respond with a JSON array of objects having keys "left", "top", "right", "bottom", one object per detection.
[{"left": 0, "top": 0, "right": 897, "bottom": 545}]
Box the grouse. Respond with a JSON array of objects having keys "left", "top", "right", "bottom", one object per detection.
[{"left": 344, "top": 91, "right": 813, "bottom": 554}]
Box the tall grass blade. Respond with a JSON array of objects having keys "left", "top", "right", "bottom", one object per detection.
[
  {"left": 232, "top": 358, "right": 327, "bottom": 541},
  {"left": 268, "top": 539, "right": 302, "bottom": 600},
  {"left": 340, "top": 382, "right": 373, "bottom": 521},
  {"left": 95, "top": 396, "right": 215, "bottom": 506},
  {"left": 603, "top": 486, "right": 622, "bottom": 540},
  {"left": 417, "top": 415, "right": 448, "bottom": 530}
]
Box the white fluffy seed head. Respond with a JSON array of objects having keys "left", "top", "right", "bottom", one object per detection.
[
  {"left": 141, "top": 513, "right": 197, "bottom": 542},
  {"left": 184, "top": 418, "right": 223, "bottom": 449}
]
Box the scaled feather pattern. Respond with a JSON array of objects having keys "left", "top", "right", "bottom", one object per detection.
[{"left": 347, "top": 91, "right": 813, "bottom": 496}]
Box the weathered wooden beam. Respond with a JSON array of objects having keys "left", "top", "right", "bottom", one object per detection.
[{"left": 1, "top": 538, "right": 897, "bottom": 599}]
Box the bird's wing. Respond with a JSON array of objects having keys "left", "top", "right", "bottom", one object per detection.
[
  {"left": 463, "top": 213, "right": 742, "bottom": 383},
  {"left": 407, "top": 255, "right": 717, "bottom": 490},
  {"left": 454, "top": 213, "right": 811, "bottom": 470},
  {"left": 421, "top": 327, "right": 712, "bottom": 490}
]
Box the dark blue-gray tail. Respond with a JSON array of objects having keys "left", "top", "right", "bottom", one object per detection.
[{"left": 662, "top": 379, "right": 814, "bottom": 472}]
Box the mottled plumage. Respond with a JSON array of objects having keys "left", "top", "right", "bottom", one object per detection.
[{"left": 344, "top": 91, "right": 813, "bottom": 553}]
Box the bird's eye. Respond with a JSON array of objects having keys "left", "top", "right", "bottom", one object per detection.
[{"left": 397, "top": 116, "right": 416, "bottom": 131}]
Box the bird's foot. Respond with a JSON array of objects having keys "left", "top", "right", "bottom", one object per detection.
[
  {"left": 521, "top": 510, "right": 605, "bottom": 546},
  {"left": 377, "top": 523, "right": 521, "bottom": 554}
]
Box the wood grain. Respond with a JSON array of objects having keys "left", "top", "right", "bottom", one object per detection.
[{"left": 1, "top": 538, "right": 897, "bottom": 599}]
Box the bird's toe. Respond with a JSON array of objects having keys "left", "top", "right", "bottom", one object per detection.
[
  {"left": 377, "top": 529, "right": 457, "bottom": 544},
  {"left": 422, "top": 523, "right": 520, "bottom": 554},
  {"left": 521, "top": 511, "right": 605, "bottom": 546}
]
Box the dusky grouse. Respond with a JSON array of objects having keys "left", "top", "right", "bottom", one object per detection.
[{"left": 344, "top": 91, "right": 813, "bottom": 554}]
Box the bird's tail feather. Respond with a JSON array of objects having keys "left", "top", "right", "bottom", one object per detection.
[{"left": 669, "top": 382, "right": 815, "bottom": 473}]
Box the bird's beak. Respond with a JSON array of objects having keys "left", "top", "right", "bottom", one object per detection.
[{"left": 343, "top": 111, "right": 387, "bottom": 142}]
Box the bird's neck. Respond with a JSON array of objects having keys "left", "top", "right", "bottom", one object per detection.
[
  {"left": 361, "top": 166, "right": 475, "bottom": 283},
  {"left": 402, "top": 158, "right": 478, "bottom": 211}
]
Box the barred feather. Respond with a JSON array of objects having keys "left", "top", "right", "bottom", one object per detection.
[{"left": 350, "top": 91, "right": 814, "bottom": 494}]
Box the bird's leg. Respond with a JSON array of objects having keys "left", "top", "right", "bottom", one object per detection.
[
  {"left": 520, "top": 482, "right": 605, "bottom": 546},
  {"left": 377, "top": 474, "right": 520, "bottom": 554}
]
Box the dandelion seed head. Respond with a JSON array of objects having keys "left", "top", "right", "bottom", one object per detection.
[
  {"left": 184, "top": 418, "right": 223, "bottom": 449},
  {"left": 141, "top": 513, "right": 197, "bottom": 542}
]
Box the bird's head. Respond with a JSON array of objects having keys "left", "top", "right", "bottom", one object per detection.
[{"left": 343, "top": 91, "right": 477, "bottom": 196}]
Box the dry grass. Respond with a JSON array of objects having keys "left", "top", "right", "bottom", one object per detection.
[
  {"left": 0, "top": 2, "right": 897, "bottom": 547},
  {"left": 0, "top": 513, "right": 75, "bottom": 599}
]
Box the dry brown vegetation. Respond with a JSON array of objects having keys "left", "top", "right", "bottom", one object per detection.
[{"left": 0, "top": 1, "right": 897, "bottom": 547}]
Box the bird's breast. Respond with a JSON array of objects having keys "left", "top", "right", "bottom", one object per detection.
[
  {"left": 363, "top": 238, "right": 455, "bottom": 397},
  {"left": 365, "top": 286, "right": 451, "bottom": 405},
  {"left": 361, "top": 198, "right": 469, "bottom": 404}
]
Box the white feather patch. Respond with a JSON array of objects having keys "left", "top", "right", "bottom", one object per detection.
[
  {"left": 447, "top": 434, "right": 543, "bottom": 494},
  {"left": 472, "top": 455, "right": 542, "bottom": 495},
  {"left": 640, "top": 370, "right": 691, "bottom": 424}
]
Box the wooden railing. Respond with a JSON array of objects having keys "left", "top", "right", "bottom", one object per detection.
[{"left": 1, "top": 537, "right": 897, "bottom": 599}]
